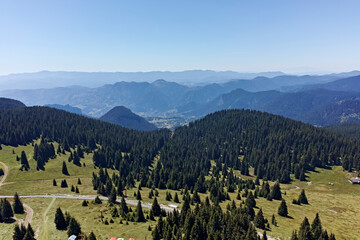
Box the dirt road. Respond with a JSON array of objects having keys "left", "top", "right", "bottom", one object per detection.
[{"left": 0, "top": 161, "right": 9, "bottom": 186}]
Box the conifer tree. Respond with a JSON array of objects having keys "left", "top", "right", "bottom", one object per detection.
[
  {"left": 62, "top": 161, "right": 69, "bottom": 175},
  {"left": 311, "top": 213, "right": 322, "bottom": 239},
  {"left": 61, "top": 179, "right": 68, "bottom": 188},
  {"left": 108, "top": 187, "right": 117, "bottom": 204},
  {"left": 262, "top": 230, "right": 268, "bottom": 240},
  {"left": 135, "top": 200, "right": 146, "bottom": 222},
  {"left": 77, "top": 178, "right": 82, "bottom": 185},
  {"left": 2, "top": 198, "right": 14, "bottom": 220},
  {"left": 152, "top": 197, "right": 161, "bottom": 217},
  {"left": 20, "top": 151, "right": 29, "bottom": 170},
  {"left": 75, "top": 186, "right": 79, "bottom": 193},
  {"left": 13, "top": 224, "right": 24, "bottom": 240},
  {"left": 120, "top": 196, "right": 128, "bottom": 216},
  {"left": 254, "top": 208, "right": 266, "bottom": 229},
  {"left": 270, "top": 182, "right": 282, "bottom": 200},
  {"left": 54, "top": 207, "right": 67, "bottom": 230},
  {"left": 67, "top": 217, "right": 82, "bottom": 237},
  {"left": 245, "top": 191, "right": 256, "bottom": 208},
  {"left": 13, "top": 192, "right": 24, "bottom": 214},
  {"left": 290, "top": 230, "right": 299, "bottom": 240},
  {"left": 53, "top": 179, "right": 57, "bottom": 186},
  {"left": 278, "top": 199, "right": 288, "bottom": 217},
  {"left": 174, "top": 192, "right": 180, "bottom": 203},
  {"left": 82, "top": 200, "right": 88, "bottom": 207},
  {"left": 298, "top": 217, "right": 312, "bottom": 240},
  {"left": 88, "top": 232, "right": 97, "bottom": 240},
  {"left": 298, "top": 190, "right": 308, "bottom": 204},
  {"left": 94, "top": 196, "right": 102, "bottom": 204},
  {"left": 136, "top": 190, "right": 142, "bottom": 200}
]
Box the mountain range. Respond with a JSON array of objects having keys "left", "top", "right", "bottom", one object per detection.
[{"left": 0, "top": 71, "right": 360, "bottom": 127}]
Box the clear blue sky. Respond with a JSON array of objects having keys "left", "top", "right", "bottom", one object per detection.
[{"left": 1, "top": 0, "right": 360, "bottom": 75}]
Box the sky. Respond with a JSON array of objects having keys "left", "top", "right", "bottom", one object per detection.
[{"left": 1, "top": 0, "right": 360, "bottom": 75}]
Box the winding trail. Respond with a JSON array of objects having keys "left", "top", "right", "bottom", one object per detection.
[
  {"left": 0, "top": 161, "right": 9, "bottom": 186},
  {"left": 38, "top": 197, "right": 56, "bottom": 240}
]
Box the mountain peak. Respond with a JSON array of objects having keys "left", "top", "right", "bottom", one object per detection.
[{"left": 100, "top": 106, "right": 157, "bottom": 131}]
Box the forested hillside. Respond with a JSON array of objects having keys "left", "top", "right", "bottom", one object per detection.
[
  {"left": 0, "top": 107, "right": 170, "bottom": 183},
  {"left": 0, "top": 97, "right": 26, "bottom": 110},
  {"left": 100, "top": 106, "right": 157, "bottom": 131},
  {"left": 326, "top": 122, "right": 360, "bottom": 139},
  {"left": 151, "top": 110, "right": 360, "bottom": 191}
]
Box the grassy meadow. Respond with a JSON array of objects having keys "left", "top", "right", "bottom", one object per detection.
[{"left": 1, "top": 141, "right": 360, "bottom": 239}]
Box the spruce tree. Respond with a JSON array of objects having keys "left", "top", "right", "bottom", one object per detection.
[
  {"left": 174, "top": 192, "right": 180, "bottom": 203},
  {"left": 152, "top": 197, "right": 161, "bottom": 217},
  {"left": 13, "top": 224, "right": 24, "bottom": 240},
  {"left": 54, "top": 207, "right": 67, "bottom": 230},
  {"left": 135, "top": 200, "right": 146, "bottom": 222},
  {"left": 13, "top": 192, "right": 24, "bottom": 214},
  {"left": 53, "top": 179, "right": 57, "bottom": 186},
  {"left": 298, "top": 217, "right": 312, "bottom": 240},
  {"left": 311, "top": 213, "right": 322, "bottom": 239},
  {"left": 108, "top": 187, "right": 117, "bottom": 204},
  {"left": 245, "top": 191, "right": 256, "bottom": 208},
  {"left": 82, "top": 200, "right": 88, "bottom": 207},
  {"left": 2, "top": 198, "right": 14, "bottom": 220},
  {"left": 290, "top": 230, "right": 299, "bottom": 240},
  {"left": 278, "top": 199, "right": 288, "bottom": 217},
  {"left": 298, "top": 189, "right": 308, "bottom": 204},
  {"left": 67, "top": 217, "right": 81, "bottom": 237},
  {"left": 77, "top": 178, "right": 82, "bottom": 185},
  {"left": 62, "top": 161, "right": 69, "bottom": 175},
  {"left": 270, "top": 182, "right": 282, "bottom": 200},
  {"left": 136, "top": 190, "right": 142, "bottom": 200},
  {"left": 120, "top": 196, "right": 128, "bottom": 216},
  {"left": 20, "top": 151, "right": 29, "bottom": 170},
  {"left": 94, "top": 196, "right": 102, "bottom": 204},
  {"left": 88, "top": 232, "right": 97, "bottom": 240},
  {"left": 254, "top": 208, "right": 266, "bottom": 229}
]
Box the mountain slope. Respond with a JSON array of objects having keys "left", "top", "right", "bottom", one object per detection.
[
  {"left": 326, "top": 122, "right": 360, "bottom": 139},
  {"left": 301, "top": 75, "right": 360, "bottom": 92},
  {"left": 191, "top": 88, "right": 360, "bottom": 126},
  {"left": 0, "top": 97, "right": 26, "bottom": 110},
  {"left": 100, "top": 106, "right": 157, "bottom": 131},
  {"left": 45, "top": 104, "right": 82, "bottom": 115}
]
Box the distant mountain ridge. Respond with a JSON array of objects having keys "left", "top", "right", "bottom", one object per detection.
[
  {"left": 100, "top": 106, "right": 157, "bottom": 131},
  {"left": 0, "top": 70, "right": 285, "bottom": 90},
  {"left": 45, "top": 104, "right": 82, "bottom": 115},
  {"left": 191, "top": 88, "right": 360, "bottom": 126},
  {"left": 0, "top": 97, "right": 26, "bottom": 110}
]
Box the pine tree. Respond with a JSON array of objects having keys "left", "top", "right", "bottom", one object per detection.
[
  {"left": 298, "top": 217, "right": 312, "bottom": 240},
  {"left": 54, "top": 207, "right": 67, "bottom": 230},
  {"left": 120, "top": 196, "right": 128, "bottom": 216},
  {"left": 13, "top": 193, "right": 24, "bottom": 214},
  {"left": 135, "top": 200, "right": 146, "bottom": 222},
  {"left": 88, "top": 232, "right": 97, "bottom": 240},
  {"left": 77, "top": 178, "right": 82, "bottom": 185},
  {"left": 94, "top": 196, "right": 102, "bottom": 204},
  {"left": 20, "top": 151, "right": 29, "bottom": 170},
  {"left": 71, "top": 185, "right": 75, "bottom": 192},
  {"left": 254, "top": 208, "right": 266, "bottom": 229},
  {"left": 13, "top": 224, "right": 24, "bottom": 240},
  {"left": 152, "top": 197, "right": 161, "bottom": 217},
  {"left": 53, "top": 179, "right": 57, "bottom": 186},
  {"left": 61, "top": 179, "right": 68, "bottom": 188},
  {"left": 75, "top": 186, "right": 79, "bottom": 193},
  {"left": 262, "top": 230, "right": 268, "bottom": 240},
  {"left": 174, "top": 192, "right": 180, "bottom": 203},
  {"left": 290, "top": 230, "right": 299, "bottom": 240},
  {"left": 245, "top": 191, "right": 256, "bottom": 208},
  {"left": 82, "top": 200, "right": 88, "bottom": 207},
  {"left": 136, "top": 190, "right": 142, "bottom": 200},
  {"left": 270, "top": 182, "right": 282, "bottom": 200},
  {"left": 62, "top": 161, "right": 69, "bottom": 175},
  {"left": 2, "top": 198, "right": 14, "bottom": 220},
  {"left": 271, "top": 214, "right": 277, "bottom": 226},
  {"left": 298, "top": 190, "right": 308, "bottom": 204},
  {"left": 108, "top": 187, "right": 117, "bottom": 204},
  {"left": 67, "top": 217, "right": 82, "bottom": 237},
  {"left": 278, "top": 199, "right": 288, "bottom": 217},
  {"left": 311, "top": 213, "right": 322, "bottom": 239}
]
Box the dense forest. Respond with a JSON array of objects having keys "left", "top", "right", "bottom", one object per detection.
[
  {"left": 0, "top": 107, "right": 170, "bottom": 183},
  {"left": 326, "top": 122, "right": 360, "bottom": 139},
  {"left": 150, "top": 109, "right": 360, "bottom": 191}
]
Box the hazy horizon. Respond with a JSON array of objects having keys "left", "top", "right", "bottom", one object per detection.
[{"left": 1, "top": 0, "right": 360, "bottom": 75}]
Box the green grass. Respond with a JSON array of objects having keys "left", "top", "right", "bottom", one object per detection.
[{"left": 1, "top": 142, "right": 360, "bottom": 239}]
